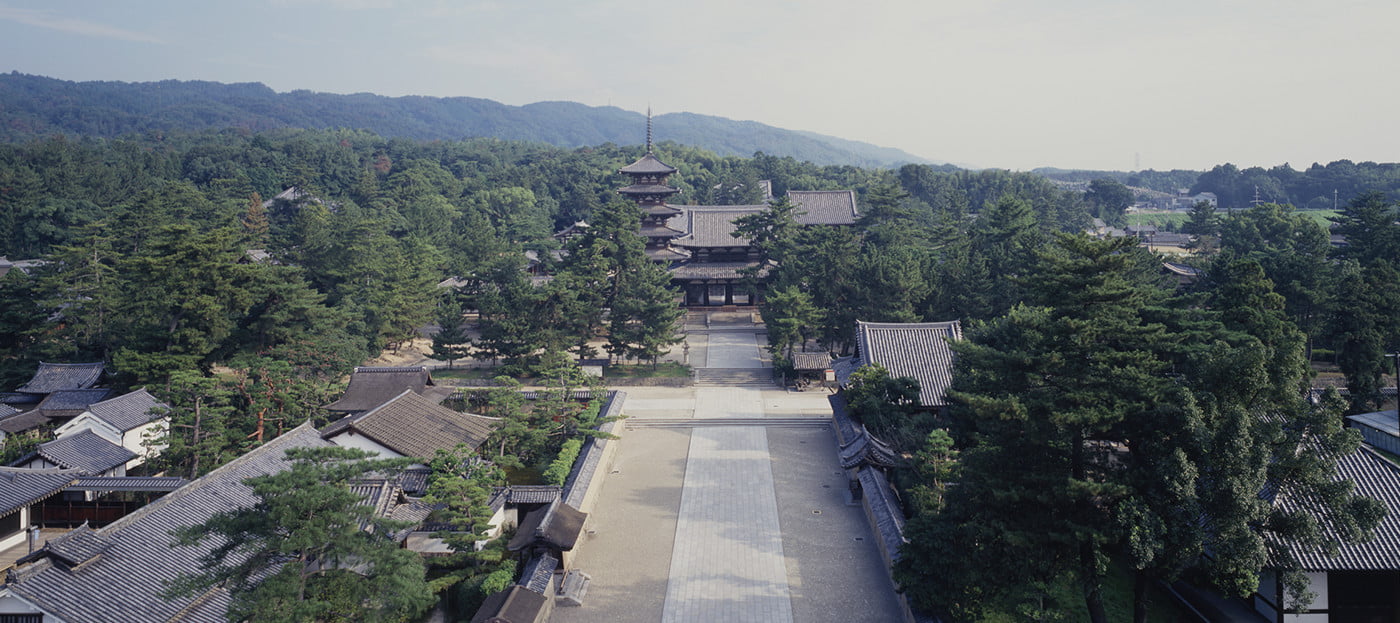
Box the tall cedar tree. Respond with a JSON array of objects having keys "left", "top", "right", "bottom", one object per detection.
[{"left": 165, "top": 447, "right": 434, "bottom": 623}]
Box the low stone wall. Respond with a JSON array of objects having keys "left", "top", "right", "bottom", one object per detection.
[
  {"left": 561, "top": 390, "right": 626, "bottom": 514},
  {"left": 829, "top": 394, "right": 939, "bottom": 623}
]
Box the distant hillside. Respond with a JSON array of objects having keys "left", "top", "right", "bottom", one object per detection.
[{"left": 0, "top": 72, "right": 934, "bottom": 168}]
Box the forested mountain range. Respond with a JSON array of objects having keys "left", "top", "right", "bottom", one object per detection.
[{"left": 0, "top": 72, "right": 932, "bottom": 168}]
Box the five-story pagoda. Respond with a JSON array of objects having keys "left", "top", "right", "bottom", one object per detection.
[{"left": 617, "top": 121, "right": 688, "bottom": 263}]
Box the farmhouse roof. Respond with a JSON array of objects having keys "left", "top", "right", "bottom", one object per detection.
[
  {"left": 15, "top": 362, "right": 105, "bottom": 395},
  {"left": 851, "top": 320, "right": 962, "bottom": 408},
  {"left": 789, "top": 190, "right": 860, "bottom": 225},
  {"left": 4, "top": 422, "right": 333, "bottom": 623},
  {"left": 325, "top": 366, "right": 435, "bottom": 413},
  {"left": 322, "top": 389, "right": 500, "bottom": 458}
]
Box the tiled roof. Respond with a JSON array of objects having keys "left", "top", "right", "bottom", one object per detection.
[
  {"left": 323, "top": 390, "right": 501, "bottom": 459},
  {"left": 470, "top": 585, "right": 549, "bottom": 623},
  {"left": 645, "top": 246, "right": 691, "bottom": 262},
  {"left": 562, "top": 391, "right": 624, "bottom": 509},
  {"left": 36, "top": 389, "right": 114, "bottom": 418},
  {"left": 23, "top": 524, "right": 115, "bottom": 568},
  {"left": 520, "top": 552, "right": 559, "bottom": 594},
  {"left": 672, "top": 207, "right": 763, "bottom": 248},
  {"left": 5, "top": 422, "right": 334, "bottom": 623},
  {"left": 0, "top": 409, "right": 51, "bottom": 434},
  {"left": 508, "top": 498, "right": 587, "bottom": 552},
  {"left": 791, "top": 352, "right": 832, "bottom": 371},
  {"left": 830, "top": 395, "right": 907, "bottom": 563},
  {"left": 86, "top": 388, "right": 166, "bottom": 432},
  {"left": 15, "top": 362, "right": 105, "bottom": 395},
  {"left": 670, "top": 261, "right": 767, "bottom": 280},
  {"left": 27, "top": 429, "right": 136, "bottom": 474},
  {"left": 325, "top": 366, "right": 434, "bottom": 413},
  {"left": 618, "top": 183, "right": 681, "bottom": 196},
  {"left": 617, "top": 152, "right": 677, "bottom": 175},
  {"left": 839, "top": 427, "right": 900, "bottom": 470},
  {"left": 853, "top": 320, "right": 962, "bottom": 408},
  {"left": 640, "top": 222, "right": 685, "bottom": 238},
  {"left": 1273, "top": 447, "right": 1400, "bottom": 571},
  {"left": 789, "top": 190, "right": 859, "bottom": 225},
  {"left": 0, "top": 466, "right": 82, "bottom": 516},
  {"left": 1162, "top": 262, "right": 1203, "bottom": 277},
  {"left": 68, "top": 476, "right": 188, "bottom": 492}
]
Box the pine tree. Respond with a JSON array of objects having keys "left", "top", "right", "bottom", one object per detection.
[
  {"left": 431, "top": 294, "right": 473, "bottom": 368},
  {"left": 164, "top": 447, "right": 434, "bottom": 623}
]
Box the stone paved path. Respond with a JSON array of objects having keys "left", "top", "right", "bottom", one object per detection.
[
  {"left": 662, "top": 426, "right": 793, "bottom": 623},
  {"left": 554, "top": 318, "right": 903, "bottom": 623}
]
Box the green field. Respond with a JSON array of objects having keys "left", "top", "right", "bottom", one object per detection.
[{"left": 1125, "top": 209, "right": 1338, "bottom": 230}]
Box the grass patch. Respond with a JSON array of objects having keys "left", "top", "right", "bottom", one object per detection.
[{"left": 604, "top": 362, "right": 692, "bottom": 378}]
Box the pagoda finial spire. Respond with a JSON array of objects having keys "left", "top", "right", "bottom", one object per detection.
[{"left": 646, "top": 106, "right": 653, "bottom": 153}]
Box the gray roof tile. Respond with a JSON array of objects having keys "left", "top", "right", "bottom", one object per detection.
[
  {"left": 791, "top": 352, "right": 832, "bottom": 370},
  {"left": 325, "top": 366, "right": 434, "bottom": 413},
  {"left": 35, "top": 389, "right": 114, "bottom": 418},
  {"left": 789, "top": 190, "right": 860, "bottom": 225},
  {"left": 673, "top": 208, "right": 763, "bottom": 248},
  {"left": 5, "top": 422, "right": 333, "bottom": 623},
  {"left": 853, "top": 320, "right": 962, "bottom": 407},
  {"left": 15, "top": 362, "right": 105, "bottom": 395},
  {"left": 520, "top": 552, "right": 559, "bottom": 594},
  {"left": 323, "top": 390, "right": 501, "bottom": 459},
  {"left": 0, "top": 467, "right": 82, "bottom": 516},
  {"left": 669, "top": 261, "right": 767, "bottom": 280},
  {"left": 86, "top": 388, "right": 167, "bottom": 432},
  {"left": 68, "top": 476, "right": 187, "bottom": 492},
  {"left": 28, "top": 430, "right": 136, "bottom": 474},
  {"left": 1274, "top": 446, "right": 1400, "bottom": 571},
  {"left": 617, "top": 153, "right": 677, "bottom": 175},
  {"left": 0, "top": 409, "right": 51, "bottom": 434},
  {"left": 508, "top": 498, "right": 587, "bottom": 552}
]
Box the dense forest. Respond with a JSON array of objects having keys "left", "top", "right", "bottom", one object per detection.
[
  {"left": 0, "top": 72, "right": 929, "bottom": 168},
  {"left": 1, "top": 121, "right": 1398, "bottom": 621}
]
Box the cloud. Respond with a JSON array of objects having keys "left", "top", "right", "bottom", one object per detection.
[{"left": 0, "top": 7, "right": 163, "bottom": 43}]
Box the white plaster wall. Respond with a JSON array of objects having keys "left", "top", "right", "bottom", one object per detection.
[
  {"left": 325, "top": 430, "right": 426, "bottom": 469},
  {"left": 53, "top": 415, "right": 120, "bottom": 445},
  {"left": 0, "top": 589, "right": 64, "bottom": 621},
  {"left": 0, "top": 507, "right": 29, "bottom": 551},
  {"left": 122, "top": 420, "right": 167, "bottom": 470}
]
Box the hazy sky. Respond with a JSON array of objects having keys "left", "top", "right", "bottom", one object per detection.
[{"left": 1, "top": 0, "right": 1396, "bottom": 171}]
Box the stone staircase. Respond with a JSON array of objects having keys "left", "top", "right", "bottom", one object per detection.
[
  {"left": 694, "top": 367, "right": 775, "bottom": 387},
  {"left": 625, "top": 417, "right": 831, "bottom": 430}
]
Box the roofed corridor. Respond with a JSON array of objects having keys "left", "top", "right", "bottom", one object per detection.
[{"left": 555, "top": 314, "right": 903, "bottom": 623}]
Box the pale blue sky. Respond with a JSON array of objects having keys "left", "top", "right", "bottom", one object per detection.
[{"left": 1, "top": 0, "right": 1396, "bottom": 171}]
